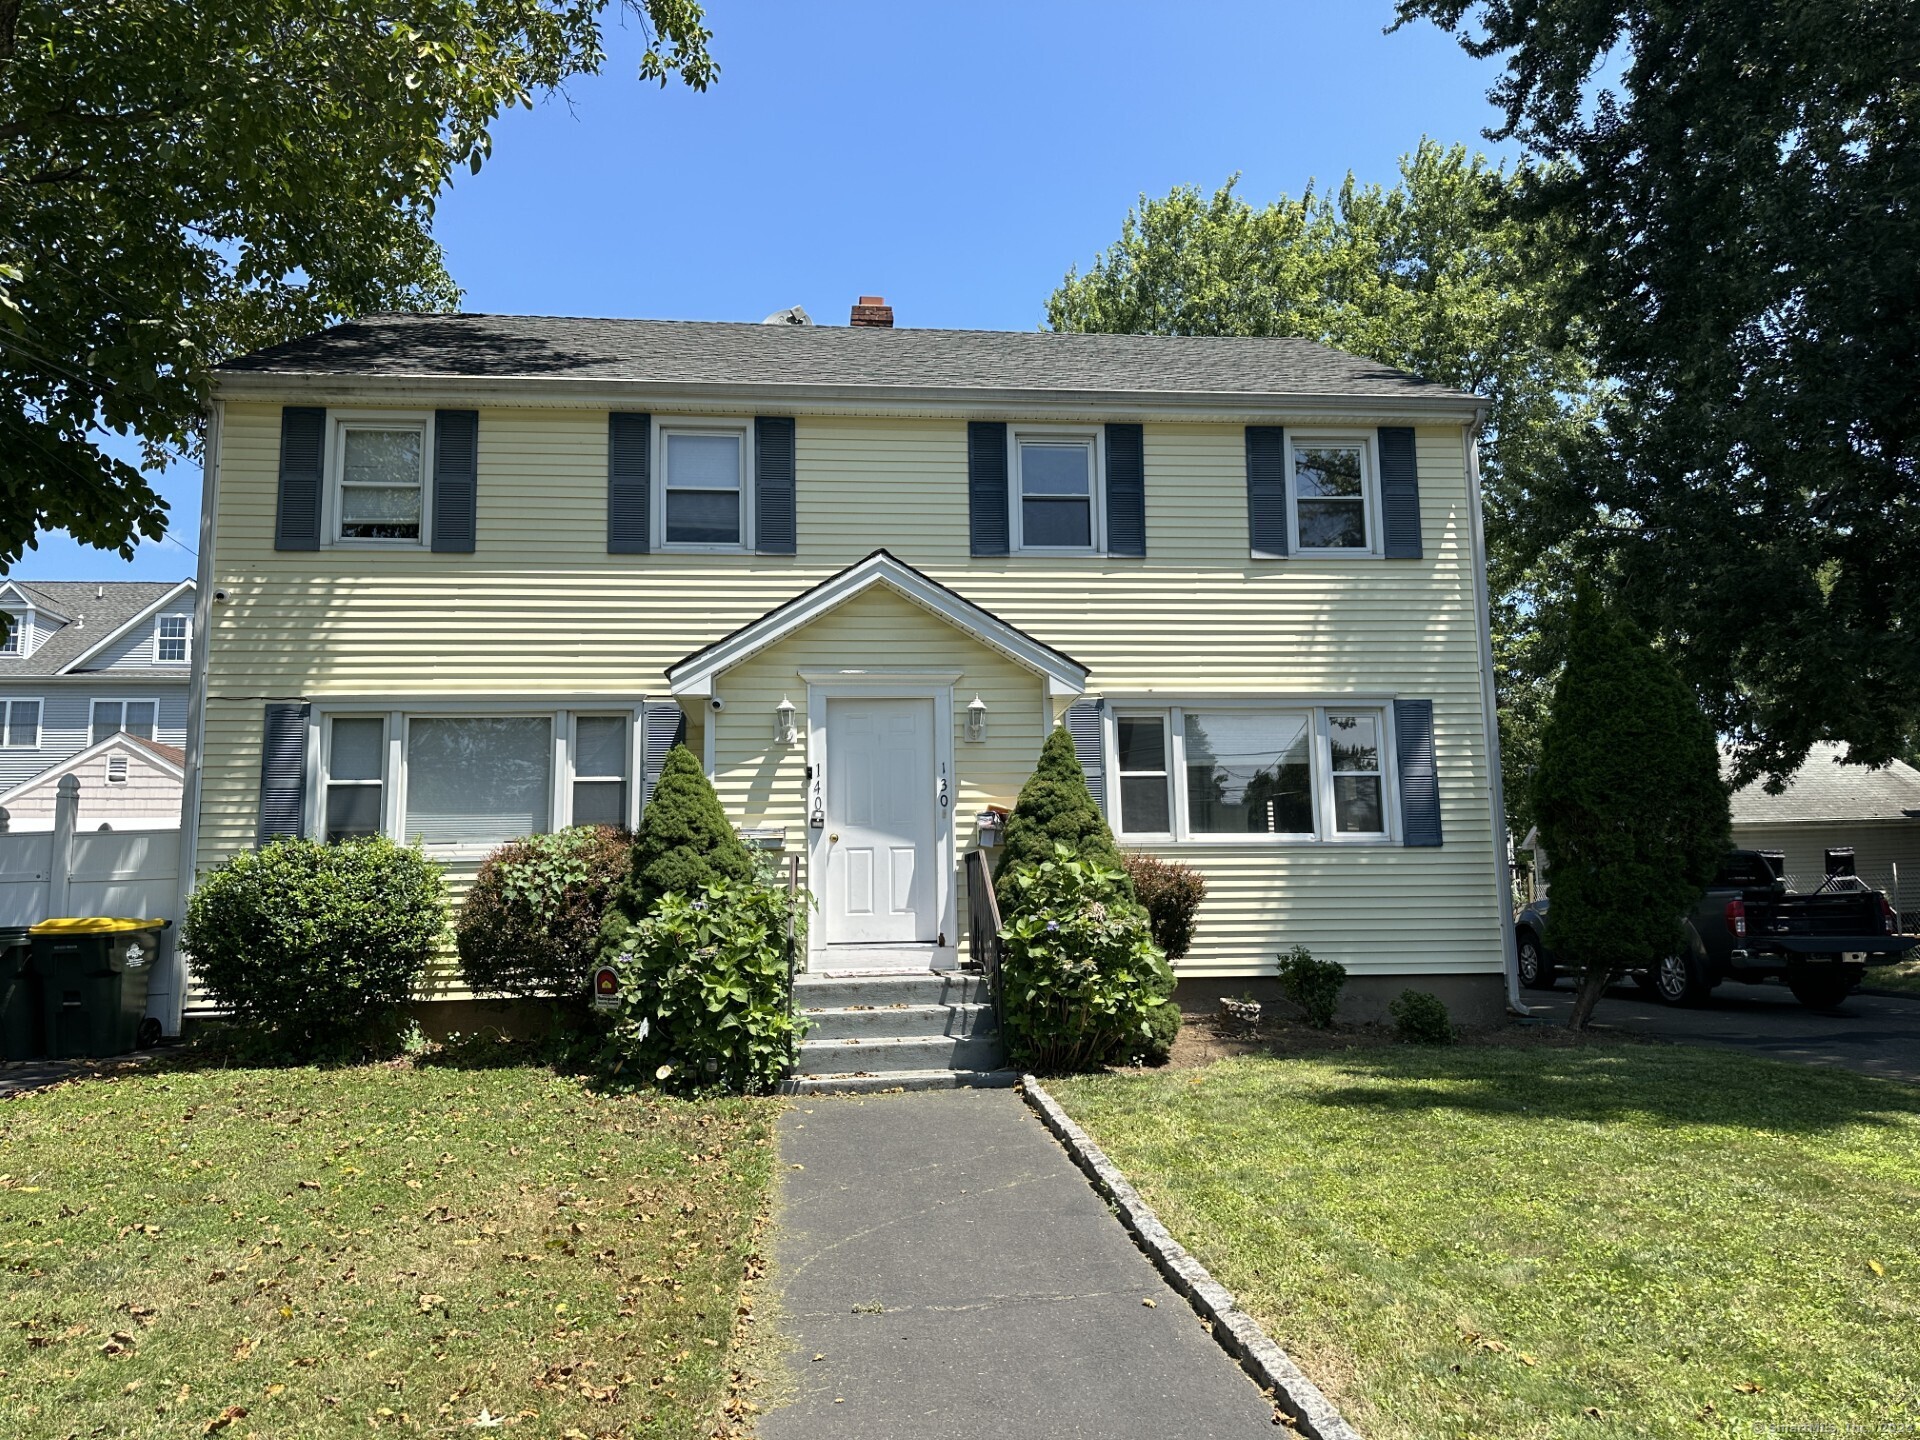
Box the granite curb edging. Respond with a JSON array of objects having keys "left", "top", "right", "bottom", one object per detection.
[{"left": 1020, "top": 1073, "right": 1364, "bottom": 1440}]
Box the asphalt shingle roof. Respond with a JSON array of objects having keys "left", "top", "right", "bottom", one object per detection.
[
  {"left": 1, "top": 580, "right": 189, "bottom": 676},
  {"left": 1728, "top": 742, "right": 1920, "bottom": 825},
  {"left": 218, "top": 313, "right": 1481, "bottom": 404}
]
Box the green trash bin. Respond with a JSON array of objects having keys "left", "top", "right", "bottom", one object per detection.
[
  {"left": 0, "top": 926, "right": 41, "bottom": 1061},
  {"left": 30, "top": 918, "right": 168, "bottom": 1060}
]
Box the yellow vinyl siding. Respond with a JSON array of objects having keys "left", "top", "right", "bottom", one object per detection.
[{"left": 197, "top": 402, "right": 1503, "bottom": 983}]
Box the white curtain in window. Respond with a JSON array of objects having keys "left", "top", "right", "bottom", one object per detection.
[{"left": 405, "top": 717, "right": 551, "bottom": 844}]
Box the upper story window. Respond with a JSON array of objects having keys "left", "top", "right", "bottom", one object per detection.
[
  {"left": 1110, "top": 701, "right": 1396, "bottom": 844},
  {"left": 657, "top": 420, "right": 751, "bottom": 550},
  {"left": 155, "top": 613, "right": 190, "bottom": 664},
  {"left": 0, "top": 613, "right": 20, "bottom": 656},
  {"left": 93, "top": 698, "right": 157, "bottom": 744},
  {"left": 1, "top": 698, "right": 40, "bottom": 749},
  {"left": 328, "top": 413, "right": 431, "bottom": 546},
  {"left": 1011, "top": 428, "right": 1102, "bottom": 553},
  {"left": 1289, "top": 434, "right": 1377, "bottom": 554}
]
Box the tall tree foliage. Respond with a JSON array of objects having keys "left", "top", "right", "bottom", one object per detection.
[
  {"left": 1048, "top": 142, "right": 1603, "bottom": 834},
  {"left": 0, "top": 0, "right": 714, "bottom": 577},
  {"left": 1532, "top": 592, "right": 1729, "bottom": 1028},
  {"left": 1395, "top": 0, "right": 1920, "bottom": 787}
]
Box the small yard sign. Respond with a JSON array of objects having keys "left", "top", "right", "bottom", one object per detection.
[{"left": 591, "top": 966, "right": 620, "bottom": 1010}]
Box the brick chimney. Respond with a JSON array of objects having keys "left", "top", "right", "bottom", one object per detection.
[{"left": 849, "top": 295, "right": 894, "bottom": 328}]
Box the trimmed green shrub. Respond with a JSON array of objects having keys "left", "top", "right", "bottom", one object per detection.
[
  {"left": 456, "top": 825, "right": 632, "bottom": 1002},
  {"left": 997, "top": 727, "right": 1131, "bottom": 896},
  {"left": 1276, "top": 944, "right": 1346, "bottom": 1029},
  {"left": 1390, "top": 989, "right": 1457, "bottom": 1045},
  {"left": 184, "top": 836, "right": 445, "bottom": 1059},
  {"left": 1122, "top": 853, "right": 1207, "bottom": 961},
  {"left": 1533, "top": 589, "right": 1730, "bottom": 1027},
  {"left": 602, "top": 743, "right": 756, "bottom": 938},
  {"left": 600, "top": 880, "right": 804, "bottom": 1094},
  {"left": 997, "top": 847, "right": 1175, "bottom": 1071}
]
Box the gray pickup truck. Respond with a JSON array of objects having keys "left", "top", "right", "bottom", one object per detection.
[{"left": 1514, "top": 850, "right": 1918, "bottom": 1010}]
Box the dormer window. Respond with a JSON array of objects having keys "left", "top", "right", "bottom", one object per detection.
[
  {"left": 155, "top": 613, "right": 190, "bottom": 664},
  {"left": 326, "top": 413, "right": 432, "bottom": 546},
  {"left": 0, "top": 616, "right": 18, "bottom": 655}
]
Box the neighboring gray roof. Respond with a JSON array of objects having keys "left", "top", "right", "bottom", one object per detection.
[
  {"left": 0, "top": 580, "right": 191, "bottom": 677},
  {"left": 1728, "top": 742, "right": 1920, "bottom": 825},
  {"left": 217, "top": 313, "right": 1481, "bottom": 405}
]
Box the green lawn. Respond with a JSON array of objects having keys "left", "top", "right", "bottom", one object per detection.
[
  {"left": 1052, "top": 1045, "right": 1920, "bottom": 1439},
  {"left": 0, "top": 1063, "right": 778, "bottom": 1439},
  {"left": 1872, "top": 956, "right": 1920, "bottom": 994}
]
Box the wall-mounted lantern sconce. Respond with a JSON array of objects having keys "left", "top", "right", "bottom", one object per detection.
[
  {"left": 774, "top": 695, "right": 798, "bottom": 745},
  {"left": 966, "top": 693, "right": 988, "bottom": 743}
]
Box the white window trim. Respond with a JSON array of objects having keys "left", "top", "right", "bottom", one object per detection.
[
  {"left": 323, "top": 409, "right": 435, "bottom": 550},
  {"left": 1285, "top": 431, "right": 1381, "bottom": 558},
  {"left": 307, "top": 701, "right": 645, "bottom": 855},
  {"left": 1008, "top": 424, "right": 1106, "bottom": 556},
  {"left": 568, "top": 710, "right": 641, "bottom": 831},
  {"left": 153, "top": 612, "right": 191, "bottom": 666},
  {"left": 1103, "top": 698, "right": 1399, "bottom": 846},
  {"left": 653, "top": 415, "right": 754, "bottom": 554},
  {"left": 320, "top": 712, "right": 390, "bottom": 842},
  {"left": 0, "top": 608, "right": 26, "bottom": 657},
  {"left": 1111, "top": 710, "right": 1176, "bottom": 842},
  {"left": 0, "top": 697, "right": 43, "bottom": 749},
  {"left": 91, "top": 697, "right": 163, "bottom": 741}
]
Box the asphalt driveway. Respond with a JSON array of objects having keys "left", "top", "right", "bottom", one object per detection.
[{"left": 1521, "top": 977, "right": 1920, "bottom": 1085}]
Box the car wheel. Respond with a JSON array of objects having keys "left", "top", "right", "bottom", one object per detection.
[
  {"left": 135, "top": 1016, "right": 163, "bottom": 1050},
  {"left": 1516, "top": 933, "right": 1556, "bottom": 989},
  {"left": 1630, "top": 969, "right": 1661, "bottom": 995},
  {"left": 1787, "top": 964, "right": 1859, "bottom": 1013},
  {"left": 1653, "top": 948, "right": 1713, "bottom": 1006}
]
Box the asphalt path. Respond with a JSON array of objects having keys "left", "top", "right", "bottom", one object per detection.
[{"left": 1520, "top": 976, "right": 1920, "bottom": 1085}]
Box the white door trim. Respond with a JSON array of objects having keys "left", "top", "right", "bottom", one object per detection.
[{"left": 806, "top": 678, "right": 957, "bottom": 970}]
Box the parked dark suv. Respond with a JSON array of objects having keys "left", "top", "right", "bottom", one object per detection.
[{"left": 1513, "top": 850, "right": 1917, "bottom": 1010}]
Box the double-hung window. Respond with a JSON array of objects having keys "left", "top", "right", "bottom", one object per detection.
[
  {"left": 1110, "top": 703, "right": 1396, "bottom": 843},
  {"left": 323, "top": 716, "right": 386, "bottom": 842},
  {"left": 0, "top": 698, "right": 40, "bottom": 749},
  {"left": 155, "top": 613, "right": 190, "bottom": 664},
  {"left": 0, "top": 617, "right": 19, "bottom": 656},
  {"left": 1289, "top": 435, "right": 1376, "bottom": 553},
  {"left": 1012, "top": 429, "right": 1101, "bottom": 552},
  {"left": 93, "top": 698, "right": 157, "bottom": 745},
  {"left": 658, "top": 421, "right": 750, "bottom": 549},
  {"left": 330, "top": 414, "right": 431, "bottom": 544},
  {"left": 571, "top": 714, "right": 630, "bottom": 827}
]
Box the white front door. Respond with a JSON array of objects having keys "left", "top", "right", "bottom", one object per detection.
[{"left": 822, "top": 697, "right": 938, "bottom": 951}]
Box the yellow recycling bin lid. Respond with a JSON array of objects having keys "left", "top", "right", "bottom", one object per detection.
[{"left": 28, "top": 917, "right": 170, "bottom": 936}]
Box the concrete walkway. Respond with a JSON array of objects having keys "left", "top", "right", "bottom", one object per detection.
[{"left": 761, "top": 1088, "right": 1278, "bottom": 1440}]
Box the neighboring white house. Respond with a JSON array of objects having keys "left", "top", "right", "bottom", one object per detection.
[
  {"left": 0, "top": 579, "right": 196, "bottom": 831},
  {"left": 1729, "top": 742, "right": 1920, "bottom": 910}
]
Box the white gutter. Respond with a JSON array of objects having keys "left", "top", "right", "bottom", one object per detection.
[
  {"left": 1464, "top": 419, "right": 1528, "bottom": 1016},
  {"left": 165, "top": 399, "right": 222, "bottom": 1037}
]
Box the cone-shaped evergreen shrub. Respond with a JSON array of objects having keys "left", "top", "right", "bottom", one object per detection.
[
  {"left": 602, "top": 744, "right": 755, "bottom": 936},
  {"left": 1533, "top": 591, "right": 1730, "bottom": 1027},
  {"left": 997, "top": 726, "right": 1131, "bottom": 900}
]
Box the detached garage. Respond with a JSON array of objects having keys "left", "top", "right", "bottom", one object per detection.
[{"left": 1729, "top": 743, "right": 1920, "bottom": 913}]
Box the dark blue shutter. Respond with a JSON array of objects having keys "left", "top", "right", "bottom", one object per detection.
[
  {"left": 1394, "top": 698, "right": 1442, "bottom": 847},
  {"left": 754, "top": 416, "right": 797, "bottom": 555},
  {"left": 1246, "top": 426, "right": 1288, "bottom": 558},
  {"left": 256, "top": 702, "right": 311, "bottom": 845},
  {"left": 432, "top": 409, "right": 478, "bottom": 553},
  {"left": 1065, "top": 700, "right": 1106, "bottom": 815},
  {"left": 641, "top": 703, "right": 687, "bottom": 809},
  {"left": 1379, "top": 426, "right": 1422, "bottom": 559},
  {"left": 608, "top": 413, "right": 651, "bottom": 554},
  {"left": 968, "top": 421, "right": 1009, "bottom": 557},
  {"left": 274, "top": 407, "right": 326, "bottom": 552},
  {"left": 1104, "top": 423, "right": 1145, "bottom": 557}
]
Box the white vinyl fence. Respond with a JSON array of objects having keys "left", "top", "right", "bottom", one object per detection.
[{"left": 0, "top": 775, "right": 183, "bottom": 1033}]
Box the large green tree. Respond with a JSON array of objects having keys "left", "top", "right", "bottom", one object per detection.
[
  {"left": 0, "top": 0, "right": 713, "bottom": 577},
  {"left": 1533, "top": 591, "right": 1729, "bottom": 1027},
  {"left": 1048, "top": 141, "right": 1603, "bottom": 833},
  {"left": 1395, "top": 0, "right": 1920, "bottom": 788}
]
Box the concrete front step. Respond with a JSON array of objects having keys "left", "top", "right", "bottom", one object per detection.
[
  {"left": 801, "top": 1001, "right": 997, "bottom": 1042},
  {"left": 781, "top": 1068, "right": 1023, "bottom": 1096},
  {"left": 792, "top": 970, "right": 990, "bottom": 1010},
  {"left": 796, "top": 1032, "right": 1005, "bottom": 1075}
]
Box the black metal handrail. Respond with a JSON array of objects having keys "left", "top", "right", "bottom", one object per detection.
[{"left": 964, "top": 849, "right": 1004, "bottom": 1030}]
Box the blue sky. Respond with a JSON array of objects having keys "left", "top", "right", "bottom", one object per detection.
[{"left": 15, "top": 0, "right": 1515, "bottom": 583}]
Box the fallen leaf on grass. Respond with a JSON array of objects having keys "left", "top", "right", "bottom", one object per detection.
[
  {"left": 1867, "top": 1259, "right": 1885, "bottom": 1277},
  {"left": 1583, "top": 1407, "right": 1605, "bottom": 1420},
  {"left": 231, "top": 1337, "right": 257, "bottom": 1361},
  {"left": 1517, "top": 1353, "right": 1538, "bottom": 1367},
  {"left": 203, "top": 1405, "right": 248, "bottom": 1434},
  {"left": 1733, "top": 1381, "right": 1765, "bottom": 1395}
]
